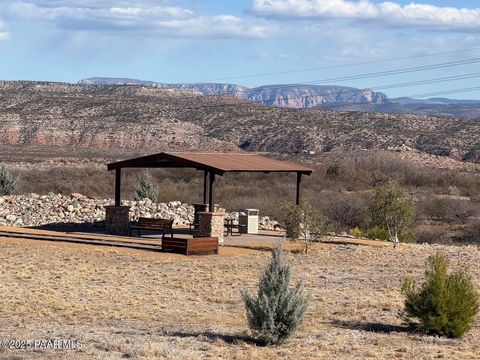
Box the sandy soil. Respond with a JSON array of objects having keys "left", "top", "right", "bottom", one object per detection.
[{"left": 0, "top": 237, "right": 479, "bottom": 359}]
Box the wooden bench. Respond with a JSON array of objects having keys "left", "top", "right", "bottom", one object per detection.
[
  {"left": 162, "top": 237, "right": 218, "bottom": 256},
  {"left": 129, "top": 217, "right": 174, "bottom": 240}
]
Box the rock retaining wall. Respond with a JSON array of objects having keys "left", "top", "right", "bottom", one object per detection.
[{"left": 0, "top": 193, "right": 282, "bottom": 230}]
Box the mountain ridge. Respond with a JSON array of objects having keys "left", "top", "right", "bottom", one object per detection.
[
  {"left": 1, "top": 80, "right": 479, "bottom": 165},
  {"left": 79, "top": 77, "right": 480, "bottom": 119},
  {"left": 79, "top": 77, "right": 387, "bottom": 107}
]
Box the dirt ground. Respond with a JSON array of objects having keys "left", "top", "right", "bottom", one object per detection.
[{"left": 0, "top": 236, "right": 479, "bottom": 359}]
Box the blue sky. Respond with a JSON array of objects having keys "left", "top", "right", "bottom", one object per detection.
[{"left": 1, "top": 0, "right": 480, "bottom": 98}]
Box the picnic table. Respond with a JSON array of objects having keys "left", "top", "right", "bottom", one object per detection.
[{"left": 224, "top": 218, "right": 246, "bottom": 237}]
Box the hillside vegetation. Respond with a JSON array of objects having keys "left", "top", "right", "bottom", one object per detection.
[{"left": 0, "top": 81, "right": 479, "bottom": 163}]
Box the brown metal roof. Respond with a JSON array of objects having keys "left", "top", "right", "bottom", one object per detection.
[{"left": 107, "top": 152, "right": 313, "bottom": 175}]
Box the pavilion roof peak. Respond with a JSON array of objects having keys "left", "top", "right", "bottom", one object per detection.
[{"left": 107, "top": 151, "right": 313, "bottom": 175}]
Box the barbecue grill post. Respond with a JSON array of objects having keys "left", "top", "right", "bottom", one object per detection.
[
  {"left": 115, "top": 168, "right": 122, "bottom": 207},
  {"left": 209, "top": 172, "right": 215, "bottom": 212},
  {"left": 296, "top": 172, "right": 302, "bottom": 205},
  {"left": 203, "top": 170, "right": 208, "bottom": 204}
]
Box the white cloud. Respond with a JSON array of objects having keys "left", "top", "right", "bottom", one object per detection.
[
  {"left": 4, "top": 2, "right": 277, "bottom": 39},
  {"left": 251, "top": 0, "right": 480, "bottom": 30},
  {"left": 0, "top": 20, "right": 9, "bottom": 40}
]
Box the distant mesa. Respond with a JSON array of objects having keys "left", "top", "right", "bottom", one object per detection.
[
  {"left": 79, "top": 77, "right": 388, "bottom": 108},
  {"left": 79, "top": 77, "right": 480, "bottom": 118}
]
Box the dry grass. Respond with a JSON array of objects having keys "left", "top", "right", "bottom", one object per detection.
[{"left": 0, "top": 237, "right": 479, "bottom": 359}]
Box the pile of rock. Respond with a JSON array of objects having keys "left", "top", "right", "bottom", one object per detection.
[
  {"left": 0, "top": 193, "right": 282, "bottom": 230},
  {"left": 225, "top": 212, "right": 282, "bottom": 231},
  {"left": 0, "top": 193, "right": 194, "bottom": 227},
  {"left": 259, "top": 216, "right": 283, "bottom": 231}
]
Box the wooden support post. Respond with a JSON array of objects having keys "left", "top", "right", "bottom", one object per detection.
[
  {"left": 209, "top": 172, "right": 215, "bottom": 212},
  {"left": 203, "top": 170, "right": 208, "bottom": 205},
  {"left": 115, "top": 168, "right": 122, "bottom": 207},
  {"left": 296, "top": 172, "right": 302, "bottom": 205}
]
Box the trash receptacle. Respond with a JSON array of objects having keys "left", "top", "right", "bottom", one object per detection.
[{"left": 239, "top": 209, "right": 259, "bottom": 234}]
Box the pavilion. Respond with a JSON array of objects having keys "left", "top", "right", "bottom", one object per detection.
[
  {"left": 107, "top": 151, "right": 313, "bottom": 211},
  {"left": 105, "top": 152, "right": 313, "bottom": 242}
]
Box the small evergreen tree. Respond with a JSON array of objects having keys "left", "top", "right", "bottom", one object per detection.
[
  {"left": 134, "top": 172, "right": 159, "bottom": 202},
  {"left": 402, "top": 252, "right": 479, "bottom": 338},
  {"left": 0, "top": 166, "right": 17, "bottom": 195},
  {"left": 241, "top": 246, "right": 309, "bottom": 345},
  {"left": 281, "top": 202, "right": 329, "bottom": 253},
  {"left": 370, "top": 182, "right": 415, "bottom": 247}
]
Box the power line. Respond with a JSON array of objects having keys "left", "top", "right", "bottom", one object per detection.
[
  {"left": 155, "top": 69, "right": 480, "bottom": 106},
  {"left": 228, "top": 57, "right": 480, "bottom": 95},
  {"left": 195, "top": 46, "right": 480, "bottom": 83},
  {"left": 65, "top": 56, "right": 480, "bottom": 102},
  {"left": 405, "top": 87, "right": 480, "bottom": 99},
  {"left": 373, "top": 73, "right": 480, "bottom": 90},
  {"left": 9, "top": 56, "right": 480, "bottom": 113}
]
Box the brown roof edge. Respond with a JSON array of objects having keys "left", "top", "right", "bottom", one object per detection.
[{"left": 107, "top": 151, "right": 313, "bottom": 174}]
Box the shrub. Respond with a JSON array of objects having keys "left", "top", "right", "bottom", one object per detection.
[
  {"left": 325, "top": 163, "right": 340, "bottom": 180},
  {"left": 418, "top": 197, "right": 476, "bottom": 225},
  {"left": 281, "top": 202, "right": 329, "bottom": 253},
  {"left": 458, "top": 220, "right": 480, "bottom": 244},
  {"left": 134, "top": 172, "right": 159, "bottom": 202},
  {"left": 402, "top": 252, "right": 479, "bottom": 338},
  {"left": 366, "top": 226, "right": 389, "bottom": 240},
  {"left": 369, "top": 182, "right": 415, "bottom": 247},
  {"left": 0, "top": 166, "right": 18, "bottom": 195},
  {"left": 349, "top": 227, "right": 366, "bottom": 238},
  {"left": 242, "top": 246, "right": 309, "bottom": 345},
  {"left": 322, "top": 194, "right": 368, "bottom": 230}
]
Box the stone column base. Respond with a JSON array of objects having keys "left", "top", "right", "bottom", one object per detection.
[
  {"left": 192, "top": 203, "right": 208, "bottom": 232},
  {"left": 198, "top": 211, "right": 225, "bottom": 244},
  {"left": 105, "top": 206, "right": 130, "bottom": 235}
]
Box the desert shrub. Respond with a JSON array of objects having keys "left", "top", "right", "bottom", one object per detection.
[
  {"left": 454, "top": 220, "right": 480, "bottom": 244},
  {"left": 366, "top": 226, "right": 389, "bottom": 240},
  {"left": 398, "top": 228, "right": 417, "bottom": 243},
  {"left": 322, "top": 194, "right": 368, "bottom": 230},
  {"left": 0, "top": 166, "right": 18, "bottom": 195},
  {"left": 402, "top": 252, "right": 479, "bottom": 338},
  {"left": 242, "top": 246, "right": 309, "bottom": 345},
  {"left": 135, "top": 172, "right": 159, "bottom": 202},
  {"left": 325, "top": 163, "right": 340, "bottom": 180},
  {"left": 416, "top": 227, "right": 452, "bottom": 244},
  {"left": 349, "top": 227, "right": 366, "bottom": 238},
  {"left": 369, "top": 182, "right": 415, "bottom": 247},
  {"left": 281, "top": 202, "right": 329, "bottom": 253},
  {"left": 418, "top": 197, "right": 476, "bottom": 225}
]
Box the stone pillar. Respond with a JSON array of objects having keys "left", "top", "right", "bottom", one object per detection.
[
  {"left": 192, "top": 203, "right": 208, "bottom": 232},
  {"left": 105, "top": 206, "right": 130, "bottom": 235},
  {"left": 198, "top": 211, "right": 225, "bottom": 244}
]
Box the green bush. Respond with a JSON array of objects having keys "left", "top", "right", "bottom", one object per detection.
[
  {"left": 402, "top": 252, "right": 479, "bottom": 338},
  {"left": 0, "top": 166, "right": 18, "bottom": 195},
  {"left": 366, "top": 226, "right": 389, "bottom": 241},
  {"left": 281, "top": 202, "right": 302, "bottom": 240},
  {"left": 242, "top": 246, "right": 309, "bottom": 345},
  {"left": 349, "top": 226, "right": 366, "bottom": 238},
  {"left": 134, "top": 172, "right": 159, "bottom": 202},
  {"left": 280, "top": 202, "right": 329, "bottom": 253},
  {"left": 369, "top": 182, "right": 415, "bottom": 247}
]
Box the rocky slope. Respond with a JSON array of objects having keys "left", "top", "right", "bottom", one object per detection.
[
  {"left": 315, "top": 101, "right": 480, "bottom": 119},
  {"left": 1, "top": 81, "right": 480, "bottom": 163},
  {"left": 0, "top": 81, "right": 239, "bottom": 157}
]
